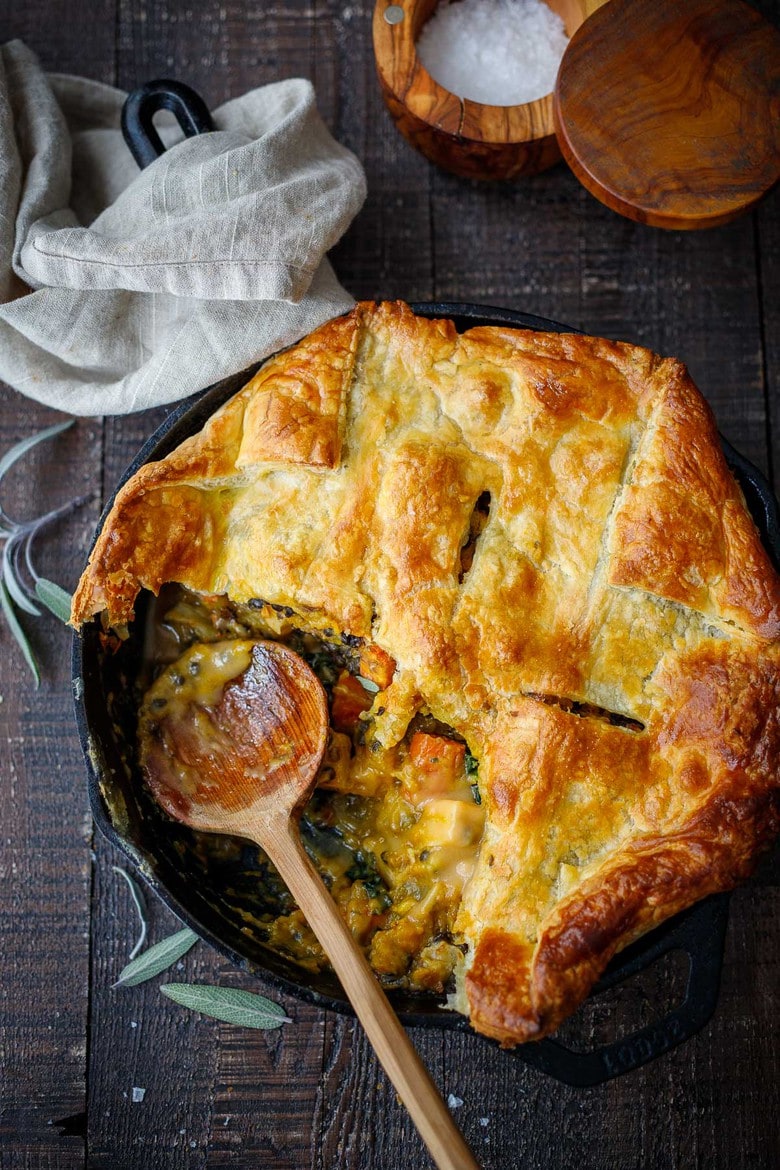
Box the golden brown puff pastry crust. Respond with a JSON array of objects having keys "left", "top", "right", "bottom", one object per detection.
[{"left": 73, "top": 301, "right": 780, "bottom": 1046}]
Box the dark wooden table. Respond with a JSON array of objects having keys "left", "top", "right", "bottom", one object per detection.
[{"left": 2, "top": 3, "right": 779, "bottom": 1168}]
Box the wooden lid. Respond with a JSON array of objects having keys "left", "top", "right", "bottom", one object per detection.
[{"left": 553, "top": 0, "right": 780, "bottom": 230}]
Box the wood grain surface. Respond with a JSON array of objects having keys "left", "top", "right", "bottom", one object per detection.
[
  {"left": 1, "top": 2, "right": 779, "bottom": 1169},
  {"left": 554, "top": 0, "right": 780, "bottom": 229}
]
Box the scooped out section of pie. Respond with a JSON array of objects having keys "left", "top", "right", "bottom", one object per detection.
[
  {"left": 137, "top": 586, "right": 486, "bottom": 994},
  {"left": 73, "top": 302, "right": 780, "bottom": 1046}
]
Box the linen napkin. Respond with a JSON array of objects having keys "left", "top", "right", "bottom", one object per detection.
[{"left": 0, "top": 40, "right": 366, "bottom": 415}]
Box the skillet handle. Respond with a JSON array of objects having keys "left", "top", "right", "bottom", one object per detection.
[
  {"left": 515, "top": 893, "right": 730, "bottom": 1087},
  {"left": 121, "top": 79, "right": 215, "bottom": 169}
]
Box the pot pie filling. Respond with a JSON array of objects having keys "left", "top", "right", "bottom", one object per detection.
[
  {"left": 73, "top": 301, "right": 780, "bottom": 1046},
  {"left": 138, "top": 585, "right": 485, "bottom": 994}
]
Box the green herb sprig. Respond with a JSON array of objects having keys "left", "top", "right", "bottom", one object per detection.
[
  {"left": 111, "top": 873, "right": 291, "bottom": 1030},
  {"left": 160, "top": 984, "right": 291, "bottom": 1029},
  {"left": 114, "top": 926, "right": 199, "bottom": 988},
  {"left": 0, "top": 420, "right": 88, "bottom": 683}
]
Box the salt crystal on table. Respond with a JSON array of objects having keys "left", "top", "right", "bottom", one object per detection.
[{"left": 416, "top": 0, "right": 569, "bottom": 107}]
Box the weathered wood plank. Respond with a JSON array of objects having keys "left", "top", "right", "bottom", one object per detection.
[
  {"left": 0, "top": 3, "right": 117, "bottom": 81},
  {"left": 0, "top": 2, "right": 778, "bottom": 1168},
  {"left": 0, "top": 394, "right": 101, "bottom": 1170},
  {"left": 318, "top": 0, "right": 435, "bottom": 304}
]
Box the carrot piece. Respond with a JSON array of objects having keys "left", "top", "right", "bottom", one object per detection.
[
  {"left": 409, "top": 732, "right": 466, "bottom": 774},
  {"left": 331, "top": 670, "right": 373, "bottom": 732},
  {"left": 358, "top": 643, "right": 396, "bottom": 688},
  {"left": 407, "top": 732, "right": 466, "bottom": 800}
]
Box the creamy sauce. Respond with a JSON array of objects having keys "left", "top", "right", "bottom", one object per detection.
[{"left": 139, "top": 586, "right": 485, "bottom": 993}]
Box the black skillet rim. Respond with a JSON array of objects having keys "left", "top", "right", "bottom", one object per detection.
[{"left": 72, "top": 301, "right": 775, "bottom": 1085}]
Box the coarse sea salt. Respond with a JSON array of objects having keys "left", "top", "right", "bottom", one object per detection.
[{"left": 416, "top": 0, "right": 569, "bottom": 107}]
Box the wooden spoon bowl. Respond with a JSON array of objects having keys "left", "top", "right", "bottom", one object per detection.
[
  {"left": 139, "top": 640, "right": 329, "bottom": 829},
  {"left": 139, "top": 639, "right": 479, "bottom": 1170},
  {"left": 372, "top": 0, "right": 607, "bottom": 180}
]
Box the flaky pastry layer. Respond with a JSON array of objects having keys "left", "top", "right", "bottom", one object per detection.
[{"left": 73, "top": 301, "right": 780, "bottom": 1045}]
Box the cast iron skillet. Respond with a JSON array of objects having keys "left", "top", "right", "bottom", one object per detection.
[
  {"left": 72, "top": 83, "right": 780, "bottom": 1089},
  {"left": 74, "top": 296, "right": 780, "bottom": 1087}
]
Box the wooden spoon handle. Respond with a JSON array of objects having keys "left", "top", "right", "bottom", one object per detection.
[{"left": 256, "top": 818, "right": 480, "bottom": 1170}]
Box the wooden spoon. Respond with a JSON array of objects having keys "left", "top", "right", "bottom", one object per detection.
[{"left": 139, "top": 639, "right": 479, "bottom": 1170}]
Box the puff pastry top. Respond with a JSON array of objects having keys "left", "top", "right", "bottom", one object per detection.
[{"left": 73, "top": 301, "right": 780, "bottom": 1045}]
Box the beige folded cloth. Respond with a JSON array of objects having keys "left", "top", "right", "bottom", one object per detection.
[{"left": 0, "top": 41, "right": 366, "bottom": 415}]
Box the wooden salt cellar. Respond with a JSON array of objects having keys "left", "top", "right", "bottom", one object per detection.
[
  {"left": 374, "top": 0, "right": 780, "bottom": 230},
  {"left": 554, "top": 0, "right": 780, "bottom": 229},
  {"left": 373, "top": 0, "right": 608, "bottom": 181}
]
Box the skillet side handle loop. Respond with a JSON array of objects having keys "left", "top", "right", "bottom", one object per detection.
[
  {"left": 121, "top": 79, "right": 215, "bottom": 170},
  {"left": 515, "top": 893, "right": 730, "bottom": 1087}
]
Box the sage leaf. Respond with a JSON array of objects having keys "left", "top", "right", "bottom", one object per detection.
[
  {"left": 160, "top": 984, "right": 292, "bottom": 1029},
  {"left": 112, "top": 866, "right": 149, "bottom": 960},
  {"left": 0, "top": 421, "right": 88, "bottom": 687},
  {"left": 114, "top": 926, "right": 198, "bottom": 988},
  {"left": 0, "top": 419, "right": 73, "bottom": 486},
  {"left": 35, "top": 578, "right": 73, "bottom": 624},
  {"left": 0, "top": 578, "right": 40, "bottom": 687},
  {"left": 3, "top": 540, "right": 40, "bottom": 615}
]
